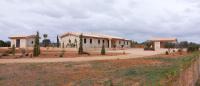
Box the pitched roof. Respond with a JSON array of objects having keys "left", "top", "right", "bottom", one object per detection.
[
  {"left": 149, "top": 37, "right": 177, "bottom": 42},
  {"left": 60, "top": 32, "right": 129, "bottom": 40},
  {"left": 9, "top": 35, "right": 36, "bottom": 39}
]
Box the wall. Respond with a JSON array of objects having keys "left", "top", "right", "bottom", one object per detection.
[
  {"left": 166, "top": 57, "right": 200, "bottom": 86},
  {"left": 26, "top": 38, "right": 35, "bottom": 47},
  {"left": 61, "top": 35, "right": 131, "bottom": 49}
]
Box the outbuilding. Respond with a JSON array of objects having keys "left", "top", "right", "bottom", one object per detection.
[
  {"left": 149, "top": 38, "right": 178, "bottom": 50},
  {"left": 9, "top": 35, "right": 36, "bottom": 48}
]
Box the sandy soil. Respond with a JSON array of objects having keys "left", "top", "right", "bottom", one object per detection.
[{"left": 0, "top": 48, "right": 167, "bottom": 64}]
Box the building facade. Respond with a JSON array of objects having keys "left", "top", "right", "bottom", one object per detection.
[
  {"left": 9, "top": 35, "right": 36, "bottom": 48},
  {"left": 60, "top": 32, "right": 131, "bottom": 49},
  {"left": 149, "top": 38, "right": 178, "bottom": 50}
]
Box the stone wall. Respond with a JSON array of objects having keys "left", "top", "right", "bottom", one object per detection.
[{"left": 167, "top": 57, "right": 200, "bottom": 86}]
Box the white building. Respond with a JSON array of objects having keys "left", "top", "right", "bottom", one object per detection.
[
  {"left": 149, "top": 38, "right": 178, "bottom": 50},
  {"left": 9, "top": 35, "right": 36, "bottom": 48},
  {"left": 60, "top": 32, "right": 131, "bottom": 49}
]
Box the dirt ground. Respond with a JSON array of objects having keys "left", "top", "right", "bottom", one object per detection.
[
  {"left": 0, "top": 48, "right": 166, "bottom": 64},
  {"left": 0, "top": 51, "right": 190, "bottom": 86}
]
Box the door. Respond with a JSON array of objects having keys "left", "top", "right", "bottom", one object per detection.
[{"left": 16, "top": 39, "right": 20, "bottom": 48}]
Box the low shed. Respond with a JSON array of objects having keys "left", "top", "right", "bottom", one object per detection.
[
  {"left": 9, "top": 35, "right": 36, "bottom": 48},
  {"left": 149, "top": 38, "right": 178, "bottom": 50}
]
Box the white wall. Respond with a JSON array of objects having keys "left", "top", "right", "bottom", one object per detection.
[
  {"left": 60, "top": 36, "right": 110, "bottom": 49},
  {"left": 26, "top": 38, "right": 35, "bottom": 47},
  {"left": 61, "top": 36, "right": 131, "bottom": 49},
  {"left": 10, "top": 38, "right": 35, "bottom": 48},
  {"left": 114, "top": 40, "right": 131, "bottom": 48},
  {"left": 154, "top": 42, "right": 161, "bottom": 50}
]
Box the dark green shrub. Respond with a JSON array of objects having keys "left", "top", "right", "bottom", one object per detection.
[
  {"left": 33, "top": 31, "right": 41, "bottom": 57},
  {"left": 187, "top": 45, "right": 199, "bottom": 53},
  {"left": 78, "top": 34, "right": 84, "bottom": 54},
  {"left": 165, "top": 51, "right": 169, "bottom": 55},
  {"left": 101, "top": 45, "right": 106, "bottom": 55}
]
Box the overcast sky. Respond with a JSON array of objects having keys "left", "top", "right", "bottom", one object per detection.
[{"left": 0, "top": 0, "right": 200, "bottom": 43}]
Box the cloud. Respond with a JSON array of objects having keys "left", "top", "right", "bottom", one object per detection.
[{"left": 0, "top": 0, "right": 200, "bottom": 42}]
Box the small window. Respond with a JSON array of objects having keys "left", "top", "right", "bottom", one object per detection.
[
  {"left": 90, "top": 39, "right": 92, "bottom": 44},
  {"left": 103, "top": 40, "right": 105, "bottom": 44},
  {"left": 84, "top": 38, "right": 87, "bottom": 44},
  {"left": 119, "top": 41, "right": 121, "bottom": 44},
  {"left": 98, "top": 40, "right": 100, "bottom": 44},
  {"left": 124, "top": 41, "right": 125, "bottom": 44},
  {"left": 127, "top": 42, "right": 128, "bottom": 45},
  {"left": 31, "top": 41, "right": 34, "bottom": 44}
]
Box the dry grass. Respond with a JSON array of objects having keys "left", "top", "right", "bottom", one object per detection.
[{"left": 0, "top": 50, "right": 198, "bottom": 86}]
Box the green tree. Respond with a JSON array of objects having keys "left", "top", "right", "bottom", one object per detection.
[
  {"left": 43, "top": 34, "right": 48, "bottom": 39},
  {"left": 101, "top": 44, "right": 106, "bottom": 55},
  {"left": 57, "top": 35, "right": 60, "bottom": 48},
  {"left": 12, "top": 44, "right": 15, "bottom": 56},
  {"left": 33, "top": 31, "right": 41, "bottom": 57},
  {"left": 78, "top": 34, "right": 83, "bottom": 54}
]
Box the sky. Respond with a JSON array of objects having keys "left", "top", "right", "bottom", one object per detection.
[{"left": 0, "top": 0, "right": 200, "bottom": 43}]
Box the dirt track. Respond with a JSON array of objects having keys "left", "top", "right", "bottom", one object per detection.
[{"left": 0, "top": 48, "right": 166, "bottom": 64}]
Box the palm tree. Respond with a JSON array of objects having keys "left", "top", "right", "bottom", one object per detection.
[{"left": 43, "top": 34, "right": 48, "bottom": 39}]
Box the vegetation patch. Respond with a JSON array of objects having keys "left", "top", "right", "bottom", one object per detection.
[{"left": 0, "top": 52, "right": 199, "bottom": 86}]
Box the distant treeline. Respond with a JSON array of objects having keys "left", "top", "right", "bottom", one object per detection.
[{"left": 0, "top": 40, "right": 11, "bottom": 47}]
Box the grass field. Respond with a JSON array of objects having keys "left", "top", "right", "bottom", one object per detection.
[{"left": 0, "top": 52, "right": 199, "bottom": 86}]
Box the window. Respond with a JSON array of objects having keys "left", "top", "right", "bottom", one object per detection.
[
  {"left": 124, "top": 41, "right": 125, "bottom": 44},
  {"left": 103, "top": 40, "right": 105, "bottom": 44},
  {"left": 98, "top": 40, "right": 100, "bottom": 44},
  {"left": 90, "top": 39, "right": 92, "bottom": 44},
  {"left": 84, "top": 38, "right": 87, "bottom": 44},
  {"left": 119, "top": 41, "right": 121, "bottom": 44},
  {"left": 127, "top": 41, "right": 129, "bottom": 45},
  {"left": 31, "top": 41, "right": 34, "bottom": 44}
]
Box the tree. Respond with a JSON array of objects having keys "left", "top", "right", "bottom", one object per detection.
[
  {"left": 11, "top": 44, "right": 15, "bottom": 56},
  {"left": 42, "top": 39, "right": 51, "bottom": 47},
  {"left": 0, "top": 40, "right": 6, "bottom": 47},
  {"left": 130, "top": 40, "right": 138, "bottom": 48},
  {"left": 144, "top": 41, "right": 154, "bottom": 50},
  {"left": 187, "top": 42, "right": 199, "bottom": 53},
  {"left": 101, "top": 44, "right": 106, "bottom": 55},
  {"left": 57, "top": 35, "right": 60, "bottom": 48},
  {"left": 43, "top": 34, "right": 48, "bottom": 39},
  {"left": 0, "top": 40, "right": 10, "bottom": 47},
  {"left": 33, "top": 31, "right": 41, "bottom": 57},
  {"left": 178, "top": 41, "right": 189, "bottom": 48},
  {"left": 42, "top": 34, "right": 51, "bottom": 47},
  {"left": 78, "top": 34, "right": 83, "bottom": 54}
]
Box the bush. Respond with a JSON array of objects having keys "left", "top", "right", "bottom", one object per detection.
[
  {"left": 178, "top": 49, "right": 183, "bottom": 55},
  {"left": 165, "top": 51, "right": 169, "bottom": 55},
  {"left": 101, "top": 45, "right": 106, "bottom": 55},
  {"left": 59, "top": 49, "right": 65, "bottom": 57},
  {"left": 187, "top": 45, "right": 199, "bottom": 53}
]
